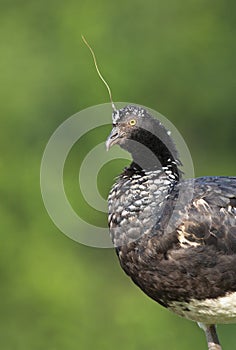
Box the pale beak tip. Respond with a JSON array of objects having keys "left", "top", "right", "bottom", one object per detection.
[{"left": 105, "top": 139, "right": 111, "bottom": 151}]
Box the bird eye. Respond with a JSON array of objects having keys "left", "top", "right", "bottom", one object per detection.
[{"left": 129, "top": 119, "right": 136, "bottom": 126}]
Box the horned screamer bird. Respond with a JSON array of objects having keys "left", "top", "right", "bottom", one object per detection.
[
  {"left": 82, "top": 36, "right": 236, "bottom": 350},
  {"left": 106, "top": 105, "right": 236, "bottom": 350}
]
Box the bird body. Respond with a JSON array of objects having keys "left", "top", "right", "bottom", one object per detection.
[
  {"left": 109, "top": 173, "right": 236, "bottom": 324},
  {"left": 107, "top": 105, "right": 236, "bottom": 349}
]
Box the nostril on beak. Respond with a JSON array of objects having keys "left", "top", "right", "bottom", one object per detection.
[{"left": 110, "top": 132, "right": 118, "bottom": 139}]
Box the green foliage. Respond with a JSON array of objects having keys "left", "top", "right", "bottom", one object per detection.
[{"left": 0, "top": 0, "right": 235, "bottom": 349}]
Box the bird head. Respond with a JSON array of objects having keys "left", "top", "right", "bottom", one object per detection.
[
  {"left": 106, "top": 105, "right": 145, "bottom": 151},
  {"left": 106, "top": 104, "right": 181, "bottom": 176}
]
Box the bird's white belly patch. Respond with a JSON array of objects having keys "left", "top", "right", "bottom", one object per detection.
[{"left": 168, "top": 292, "right": 236, "bottom": 324}]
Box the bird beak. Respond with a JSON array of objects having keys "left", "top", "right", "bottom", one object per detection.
[{"left": 106, "top": 126, "right": 121, "bottom": 151}]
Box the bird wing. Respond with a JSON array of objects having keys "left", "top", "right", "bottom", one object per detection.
[{"left": 172, "top": 176, "right": 236, "bottom": 252}]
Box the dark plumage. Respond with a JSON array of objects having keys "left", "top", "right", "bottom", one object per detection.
[{"left": 106, "top": 105, "right": 236, "bottom": 350}]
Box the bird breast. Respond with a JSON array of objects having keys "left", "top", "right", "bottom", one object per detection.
[{"left": 108, "top": 170, "right": 173, "bottom": 247}]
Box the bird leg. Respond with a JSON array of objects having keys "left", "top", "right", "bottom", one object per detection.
[{"left": 198, "top": 323, "right": 222, "bottom": 350}]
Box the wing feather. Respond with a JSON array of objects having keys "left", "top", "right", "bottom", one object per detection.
[{"left": 174, "top": 177, "right": 236, "bottom": 252}]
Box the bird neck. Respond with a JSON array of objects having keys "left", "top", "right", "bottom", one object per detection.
[{"left": 124, "top": 128, "right": 180, "bottom": 180}]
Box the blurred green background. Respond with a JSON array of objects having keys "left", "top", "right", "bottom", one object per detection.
[{"left": 1, "top": 0, "right": 236, "bottom": 349}]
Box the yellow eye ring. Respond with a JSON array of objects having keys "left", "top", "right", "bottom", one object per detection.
[{"left": 129, "top": 119, "right": 136, "bottom": 126}]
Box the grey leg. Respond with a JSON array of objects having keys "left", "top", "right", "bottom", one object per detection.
[{"left": 198, "top": 323, "right": 222, "bottom": 350}]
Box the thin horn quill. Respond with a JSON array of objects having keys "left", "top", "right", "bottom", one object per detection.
[{"left": 82, "top": 35, "right": 117, "bottom": 112}]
